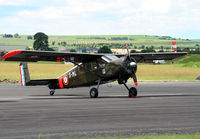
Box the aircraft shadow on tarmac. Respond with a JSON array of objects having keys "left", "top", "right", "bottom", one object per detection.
[
  {"left": 0, "top": 100, "right": 18, "bottom": 103},
  {"left": 28, "top": 93, "right": 200, "bottom": 100}
]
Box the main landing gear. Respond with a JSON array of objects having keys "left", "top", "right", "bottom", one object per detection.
[
  {"left": 49, "top": 89, "right": 55, "bottom": 96},
  {"left": 90, "top": 79, "right": 101, "bottom": 98},
  {"left": 90, "top": 88, "right": 98, "bottom": 98},
  {"left": 123, "top": 83, "right": 137, "bottom": 97}
]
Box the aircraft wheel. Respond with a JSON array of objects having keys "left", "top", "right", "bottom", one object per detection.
[
  {"left": 49, "top": 90, "right": 55, "bottom": 96},
  {"left": 90, "top": 88, "right": 98, "bottom": 98},
  {"left": 129, "top": 87, "right": 137, "bottom": 97}
]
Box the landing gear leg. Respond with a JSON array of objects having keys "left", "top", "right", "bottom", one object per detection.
[
  {"left": 90, "top": 79, "right": 101, "bottom": 98},
  {"left": 123, "top": 83, "right": 137, "bottom": 98},
  {"left": 49, "top": 89, "right": 55, "bottom": 96}
]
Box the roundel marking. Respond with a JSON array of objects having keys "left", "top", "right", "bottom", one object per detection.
[{"left": 63, "top": 75, "right": 69, "bottom": 85}]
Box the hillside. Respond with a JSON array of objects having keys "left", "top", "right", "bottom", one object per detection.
[
  {"left": 167, "top": 54, "right": 200, "bottom": 68},
  {"left": 0, "top": 35, "right": 200, "bottom": 52}
]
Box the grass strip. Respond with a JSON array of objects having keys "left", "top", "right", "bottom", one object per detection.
[
  {"left": 37, "top": 134, "right": 200, "bottom": 139},
  {"left": 1, "top": 62, "right": 200, "bottom": 81}
]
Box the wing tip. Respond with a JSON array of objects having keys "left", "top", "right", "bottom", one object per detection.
[{"left": 1, "top": 50, "right": 22, "bottom": 60}]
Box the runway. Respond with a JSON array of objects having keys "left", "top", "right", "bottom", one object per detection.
[{"left": 0, "top": 82, "right": 200, "bottom": 138}]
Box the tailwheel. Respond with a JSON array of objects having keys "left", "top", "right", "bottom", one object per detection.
[
  {"left": 90, "top": 88, "right": 98, "bottom": 98},
  {"left": 129, "top": 87, "right": 137, "bottom": 98},
  {"left": 49, "top": 89, "right": 55, "bottom": 96}
]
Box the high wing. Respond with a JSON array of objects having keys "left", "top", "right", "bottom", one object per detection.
[
  {"left": 128, "top": 52, "right": 188, "bottom": 62},
  {"left": 1, "top": 50, "right": 188, "bottom": 63},
  {"left": 1, "top": 50, "right": 104, "bottom": 63}
]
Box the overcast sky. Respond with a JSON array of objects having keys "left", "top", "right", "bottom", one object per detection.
[{"left": 0, "top": 0, "right": 200, "bottom": 38}]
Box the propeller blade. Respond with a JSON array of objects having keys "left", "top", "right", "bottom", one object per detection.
[
  {"left": 126, "top": 44, "right": 130, "bottom": 59},
  {"left": 132, "top": 73, "right": 138, "bottom": 87}
]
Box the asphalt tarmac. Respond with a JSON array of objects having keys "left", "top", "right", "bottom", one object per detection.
[{"left": 0, "top": 82, "right": 200, "bottom": 138}]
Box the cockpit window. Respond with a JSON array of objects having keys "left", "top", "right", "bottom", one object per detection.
[
  {"left": 101, "top": 55, "right": 119, "bottom": 63},
  {"left": 78, "top": 64, "right": 84, "bottom": 72},
  {"left": 84, "top": 63, "right": 92, "bottom": 70}
]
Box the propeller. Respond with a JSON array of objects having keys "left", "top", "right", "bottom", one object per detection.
[{"left": 124, "top": 44, "right": 138, "bottom": 87}]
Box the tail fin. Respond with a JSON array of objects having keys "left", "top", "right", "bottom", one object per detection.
[
  {"left": 19, "top": 62, "right": 58, "bottom": 87},
  {"left": 19, "top": 62, "right": 30, "bottom": 86}
]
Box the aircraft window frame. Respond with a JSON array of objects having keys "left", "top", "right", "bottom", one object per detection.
[
  {"left": 78, "top": 64, "right": 84, "bottom": 73},
  {"left": 91, "top": 62, "right": 98, "bottom": 70},
  {"left": 102, "top": 55, "right": 119, "bottom": 63},
  {"left": 84, "top": 63, "right": 92, "bottom": 71}
]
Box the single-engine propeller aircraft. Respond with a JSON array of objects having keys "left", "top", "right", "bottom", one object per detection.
[{"left": 1, "top": 48, "right": 187, "bottom": 98}]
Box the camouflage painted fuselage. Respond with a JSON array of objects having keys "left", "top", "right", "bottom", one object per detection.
[{"left": 56, "top": 57, "right": 130, "bottom": 89}]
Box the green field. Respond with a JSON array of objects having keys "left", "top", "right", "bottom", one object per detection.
[
  {"left": 1, "top": 35, "right": 200, "bottom": 52},
  {"left": 37, "top": 134, "right": 200, "bottom": 139},
  {"left": 168, "top": 54, "right": 200, "bottom": 67},
  {"left": 1, "top": 61, "right": 200, "bottom": 82},
  {"left": 1, "top": 35, "right": 200, "bottom": 83}
]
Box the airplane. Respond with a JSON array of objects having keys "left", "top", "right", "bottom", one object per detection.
[{"left": 1, "top": 49, "right": 187, "bottom": 98}]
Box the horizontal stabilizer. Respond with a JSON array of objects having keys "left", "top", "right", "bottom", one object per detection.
[
  {"left": 19, "top": 62, "right": 57, "bottom": 86},
  {"left": 26, "top": 79, "right": 58, "bottom": 86}
]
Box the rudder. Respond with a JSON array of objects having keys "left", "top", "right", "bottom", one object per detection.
[{"left": 19, "top": 62, "right": 30, "bottom": 86}]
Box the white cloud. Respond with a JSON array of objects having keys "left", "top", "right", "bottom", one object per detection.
[
  {"left": 0, "top": 0, "right": 200, "bottom": 38},
  {"left": 140, "top": 0, "right": 171, "bottom": 14},
  {"left": 0, "top": 0, "right": 33, "bottom": 6}
]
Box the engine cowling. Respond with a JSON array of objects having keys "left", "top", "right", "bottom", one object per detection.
[{"left": 123, "top": 56, "right": 137, "bottom": 75}]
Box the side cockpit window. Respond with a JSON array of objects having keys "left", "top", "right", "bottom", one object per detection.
[
  {"left": 78, "top": 64, "right": 84, "bottom": 73},
  {"left": 84, "top": 63, "right": 92, "bottom": 70}
]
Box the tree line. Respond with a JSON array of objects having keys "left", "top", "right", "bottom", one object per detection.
[{"left": 2, "top": 33, "right": 20, "bottom": 38}]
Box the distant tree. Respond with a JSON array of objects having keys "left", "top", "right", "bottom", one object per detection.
[
  {"left": 52, "top": 41, "right": 55, "bottom": 46},
  {"left": 130, "top": 50, "right": 137, "bottom": 53},
  {"left": 25, "top": 47, "right": 30, "bottom": 50},
  {"left": 61, "top": 41, "right": 67, "bottom": 47},
  {"left": 48, "top": 47, "right": 55, "bottom": 51},
  {"left": 14, "top": 33, "right": 20, "bottom": 38},
  {"left": 111, "top": 37, "right": 128, "bottom": 40},
  {"left": 27, "top": 36, "right": 33, "bottom": 40},
  {"left": 70, "top": 49, "right": 76, "bottom": 52},
  {"left": 0, "top": 50, "right": 7, "bottom": 60},
  {"left": 98, "top": 46, "right": 112, "bottom": 54},
  {"left": 33, "top": 32, "right": 50, "bottom": 51},
  {"left": 25, "top": 46, "right": 34, "bottom": 50},
  {"left": 195, "top": 44, "right": 200, "bottom": 51},
  {"left": 3, "top": 34, "right": 13, "bottom": 38},
  {"left": 140, "top": 47, "right": 156, "bottom": 53},
  {"left": 158, "top": 50, "right": 164, "bottom": 52},
  {"left": 141, "top": 45, "right": 145, "bottom": 49},
  {"left": 160, "top": 46, "right": 164, "bottom": 50},
  {"left": 182, "top": 48, "right": 189, "bottom": 52}
]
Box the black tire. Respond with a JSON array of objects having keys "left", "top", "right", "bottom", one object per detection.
[
  {"left": 129, "top": 87, "right": 137, "bottom": 97},
  {"left": 49, "top": 90, "right": 55, "bottom": 96},
  {"left": 90, "top": 88, "right": 98, "bottom": 98}
]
